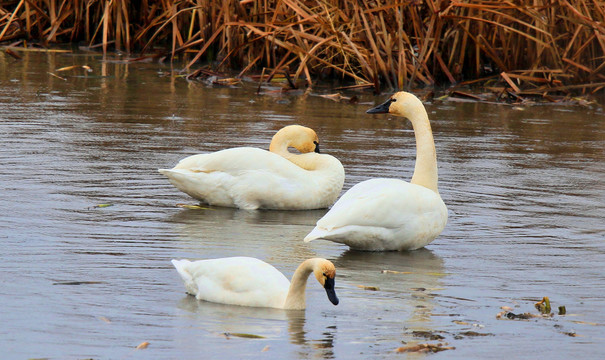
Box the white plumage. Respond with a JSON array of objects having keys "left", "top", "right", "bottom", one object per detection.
[
  {"left": 159, "top": 125, "right": 344, "bottom": 210},
  {"left": 304, "top": 92, "right": 448, "bottom": 251},
  {"left": 171, "top": 257, "right": 339, "bottom": 310}
]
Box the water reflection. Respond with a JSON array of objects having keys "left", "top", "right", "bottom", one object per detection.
[
  {"left": 169, "top": 206, "right": 327, "bottom": 227},
  {"left": 336, "top": 249, "right": 444, "bottom": 326},
  {"left": 177, "top": 294, "right": 338, "bottom": 357}
]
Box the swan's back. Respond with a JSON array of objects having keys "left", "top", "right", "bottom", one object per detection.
[
  {"left": 170, "top": 147, "right": 300, "bottom": 174},
  {"left": 305, "top": 178, "right": 447, "bottom": 251},
  {"left": 171, "top": 257, "right": 291, "bottom": 308},
  {"left": 159, "top": 147, "right": 344, "bottom": 210}
]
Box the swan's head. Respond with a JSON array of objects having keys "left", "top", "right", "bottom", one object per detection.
[
  {"left": 313, "top": 259, "right": 339, "bottom": 305},
  {"left": 366, "top": 91, "right": 424, "bottom": 119},
  {"left": 271, "top": 125, "right": 320, "bottom": 154}
]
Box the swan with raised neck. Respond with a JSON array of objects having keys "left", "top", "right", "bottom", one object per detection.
[
  {"left": 303, "top": 91, "right": 448, "bottom": 251},
  {"left": 367, "top": 92, "right": 439, "bottom": 194}
]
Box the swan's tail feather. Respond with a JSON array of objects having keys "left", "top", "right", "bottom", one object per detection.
[
  {"left": 172, "top": 259, "right": 201, "bottom": 296},
  {"left": 158, "top": 168, "right": 195, "bottom": 186},
  {"left": 303, "top": 227, "right": 327, "bottom": 242},
  {"left": 171, "top": 259, "right": 193, "bottom": 283}
]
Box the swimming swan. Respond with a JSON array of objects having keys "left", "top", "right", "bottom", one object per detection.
[
  {"left": 304, "top": 91, "right": 448, "bottom": 251},
  {"left": 171, "top": 257, "right": 339, "bottom": 310},
  {"left": 158, "top": 125, "right": 344, "bottom": 210}
]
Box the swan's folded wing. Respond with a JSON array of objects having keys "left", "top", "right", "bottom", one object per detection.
[
  {"left": 174, "top": 257, "right": 290, "bottom": 307},
  {"left": 308, "top": 178, "right": 443, "bottom": 235},
  {"left": 171, "top": 147, "right": 306, "bottom": 175}
]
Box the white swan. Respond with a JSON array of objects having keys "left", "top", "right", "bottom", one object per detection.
[
  {"left": 158, "top": 125, "right": 345, "bottom": 210},
  {"left": 171, "top": 257, "right": 339, "bottom": 310},
  {"left": 304, "top": 91, "right": 448, "bottom": 251}
]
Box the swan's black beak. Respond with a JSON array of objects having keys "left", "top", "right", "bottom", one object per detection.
[
  {"left": 366, "top": 98, "right": 394, "bottom": 114},
  {"left": 324, "top": 277, "right": 339, "bottom": 305},
  {"left": 314, "top": 141, "right": 320, "bottom": 153}
]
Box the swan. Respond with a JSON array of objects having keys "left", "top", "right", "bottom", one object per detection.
[
  {"left": 171, "top": 257, "right": 339, "bottom": 310},
  {"left": 158, "top": 125, "right": 345, "bottom": 210},
  {"left": 304, "top": 91, "right": 448, "bottom": 251}
]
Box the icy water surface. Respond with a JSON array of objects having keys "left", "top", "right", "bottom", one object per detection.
[{"left": 1, "top": 51, "right": 604, "bottom": 359}]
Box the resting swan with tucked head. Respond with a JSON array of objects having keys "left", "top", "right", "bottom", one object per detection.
[
  {"left": 159, "top": 125, "right": 344, "bottom": 210},
  {"left": 304, "top": 91, "right": 448, "bottom": 251},
  {"left": 171, "top": 257, "right": 339, "bottom": 310}
]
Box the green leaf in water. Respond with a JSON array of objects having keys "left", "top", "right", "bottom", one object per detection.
[
  {"left": 535, "top": 297, "right": 551, "bottom": 314},
  {"left": 176, "top": 203, "right": 213, "bottom": 210}
]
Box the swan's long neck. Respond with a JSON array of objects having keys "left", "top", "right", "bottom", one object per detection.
[
  {"left": 408, "top": 107, "right": 439, "bottom": 194},
  {"left": 283, "top": 258, "right": 320, "bottom": 310},
  {"left": 269, "top": 139, "right": 295, "bottom": 159},
  {"left": 283, "top": 153, "right": 317, "bottom": 171},
  {"left": 269, "top": 137, "right": 315, "bottom": 170}
]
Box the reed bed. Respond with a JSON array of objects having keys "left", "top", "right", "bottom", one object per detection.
[{"left": 1, "top": 0, "right": 604, "bottom": 95}]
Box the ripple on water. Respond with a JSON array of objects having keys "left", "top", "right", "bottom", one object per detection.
[{"left": 1, "top": 52, "right": 605, "bottom": 359}]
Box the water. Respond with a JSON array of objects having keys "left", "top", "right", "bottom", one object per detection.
[{"left": 1, "top": 51, "right": 604, "bottom": 359}]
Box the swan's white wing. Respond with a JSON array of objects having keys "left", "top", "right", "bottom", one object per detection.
[
  {"left": 172, "top": 257, "right": 290, "bottom": 308},
  {"left": 171, "top": 147, "right": 306, "bottom": 175},
  {"left": 159, "top": 148, "right": 342, "bottom": 209},
  {"left": 304, "top": 178, "right": 447, "bottom": 250}
]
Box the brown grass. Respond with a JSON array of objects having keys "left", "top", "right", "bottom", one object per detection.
[{"left": 1, "top": 0, "right": 604, "bottom": 94}]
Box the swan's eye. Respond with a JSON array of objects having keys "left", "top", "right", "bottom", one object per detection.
[
  {"left": 390, "top": 98, "right": 397, "bottom": 102},
  {"left": 322, "top": 272, "right": 327, "bottom": 277},
  {"left": 313, "top": 141, "right": 319, "bottom": 145}
]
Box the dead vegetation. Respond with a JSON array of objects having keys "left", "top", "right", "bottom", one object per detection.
[{"left": 1, "top": 1, "right": 604, "bottom": 96}]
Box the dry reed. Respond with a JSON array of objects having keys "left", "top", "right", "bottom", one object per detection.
[{"left": 1, "top": 0, "right": 604, "bottom": 94}]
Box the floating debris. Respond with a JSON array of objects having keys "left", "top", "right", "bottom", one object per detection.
[
  {"left": 47, "top": 72, "right": 67, "bottom": 81},
  {"left": 410, "top": 330, "right": 445, "bottom": 340},
  {"left": 496, "top": 311, "right": 543, "bottom": 320},
  {"left": 318, "top": 93, "right": 358, "bottom": 104},
  {"left": 56, "top": 65, "right": 93, "bottom": 72},
  {"left": 395, "top": 343, "right": 455, "bottom": 353},
  {"left": 176, "top": 203, "right": 213, "bottom": 210},
  {"left": 535, "top": 297, "right": 551, "bottom": 314},
  {"left": 98, "top": 316, "right": 111, "bottom": 323},
  {"left": 5, "top": 48, "right": 21, "bottom": 60},
  {"left": 448, "top": 90, "right": 484, "bottom": 101},
  {"left": 381, "top": 270, "right": 412, "bottom": 275},
  {"left": 186, "top": 68, "right": 241, "bottom": 86},
  {"left": 558, "top": 306, "right": 567, "bottom": 315},
  {"left": 135, "top": 341, "right": 149, "bottom": 350},
  {"left": 214, "top": 77, "right": 242, "bottom": 86},
  {"left": 426, "top": 272, "right": 447, "bottom": 277},
  {"left": 497, "top": 297, "right": 570, "bottom": 320},
  {"left": 93, "top": 203, "right": 113, "bottom": 208},
  {"left": 455, "top": 331, "right": 494, "bottom": 338},
  {"left": 572, "top": 320, "right": 599, "bottom": 326},
  {"left": 53, "top": 281, "right": 104, "bottom": 286},
  {"left": 261, "top": 345, "right": 270, "bottom": 352},
  {"left": 356, "top": 285, "right": 380, "bottom": 291},
  {"left": 224, "top": 332, "right": 266, "bottom": 339},
  {"left": 452, "top": 320, "right": 470, "bottom": 325}
]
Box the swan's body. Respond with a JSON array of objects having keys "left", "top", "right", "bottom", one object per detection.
[
  {"left": 304, "top": 92, "right": 448, "bottom": 251},
  {"left": 159, "top": 125, "right": 344, "bottom": 210},
  {"left": 171, "top": 257, "right": 339, "bottom": 310}
]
